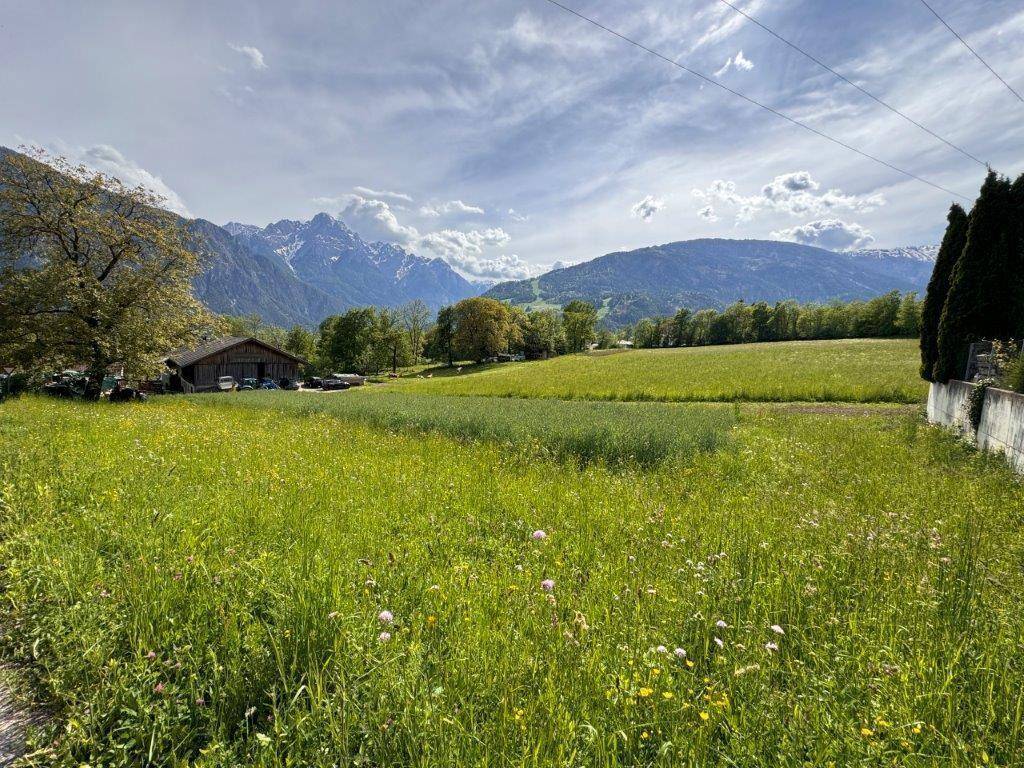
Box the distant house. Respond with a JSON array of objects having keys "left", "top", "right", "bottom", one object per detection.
[
  {"left": 166, "top": 336, "right": 306, "bottom": 393},
  {"left": 616, "top": 340, "right": 634, "bottom": 349}
]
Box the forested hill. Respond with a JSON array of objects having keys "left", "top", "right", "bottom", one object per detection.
[{"left": 484, "top": 239, "right": 933, "bottom": 326}]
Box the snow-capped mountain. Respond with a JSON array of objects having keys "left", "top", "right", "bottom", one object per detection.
[
  {"left": 848, "top": 245, "right": 938, "bottom": 291},
  {"left": 851, "top": 245, "right": 939, "bottom": 263},
  {"left": 223, "top": 212, "right": 481, "bottom": 313}
]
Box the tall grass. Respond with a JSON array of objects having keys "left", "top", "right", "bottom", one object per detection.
[
  {"left": 393, "top": 338, "right": 928, "bottom": 403},
  {"left": 187, "top": 391, "right": 735, "bottom": 468},
  {"left": 0, "top": 397, "right": 1022, "bottom": 766}
]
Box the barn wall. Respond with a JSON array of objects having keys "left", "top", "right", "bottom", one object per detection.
[{"left": 183, "top": 341, "right": 299, "bottom": 390}]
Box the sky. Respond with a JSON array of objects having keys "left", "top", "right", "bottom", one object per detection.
[{"left": 3, "top": 0, "right": 1023, "bottom": 281}]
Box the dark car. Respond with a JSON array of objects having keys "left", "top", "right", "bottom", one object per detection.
[
  {"left": 259, "top": 378, "right": 279, "bottom": 390},
  {"left": 109, "top": 381, "right": 148, "bottom": 403},
  {"left": 279, "top": 378, "right": 301, "bottom": 391},
  {"left": 321, "top": 377, "right": 351, "bottom": 391},
  {"left": 305, "top": 376, "right": 323, "bottom": 389},
  {"left": 239, "top": 378, "right": 258, "bottom": 391}
]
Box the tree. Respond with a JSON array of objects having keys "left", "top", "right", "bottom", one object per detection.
[
  {"left": 284, "top": 325, "right": 316, "bottom": 367},
  {"left": 224, "top": 314, "right": 287, "bottom": 348},
  {"left": 562, "top": 300, "right": 598, "bottom": 352},
  {"left": 896, "top": 293, "right": 921, "bottom": 338},
  {"left": 919, "top": 204, "right": 968, "bottom": 380},
  {"left": 935, "top": 171, "right": 1016, "bottom": 382},
  {"left": 522, "top": 310, "right": 563, "bottom": 358},
  {"left": 400, "top": 300, "right": 431, "bottom": 364},
  {"left": 671, "top": 308, "right": 693, "bottom": 346},
  {"left": 453, "top": 297, "right": 512, "bottom": 362},
  {"left": 430, "top": 306, "right": 456, "bottom": 366},
  {"left": 633, "top": 318, "right": 659, "bottom": 348},
  {"left": 364, "top": 308, "right": 411, "bottom": 374},
  {"left": 0, "top": 148, "right": 209, "bottom": 398},
  {"left": 318, "top": 307, "right": 375, "bottom": 373}
]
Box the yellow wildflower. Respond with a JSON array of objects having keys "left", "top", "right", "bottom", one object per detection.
[{"left": 638, "top": 687, "right": 653, "bottom": 698}]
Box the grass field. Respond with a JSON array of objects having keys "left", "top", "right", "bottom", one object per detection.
[
  {"left": 1, "top": 393, "right": 1022, "bottom": 766},
  {"left": 393, "top": 339, "right": 928, "bottom": 403},
  {"left": 189, "top": 391, "right": 735, "bottom": 468}
]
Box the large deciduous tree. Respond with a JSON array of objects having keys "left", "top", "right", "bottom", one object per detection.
[
  {"left": 453, "top": 297, "right": 512, "bottom": 362},
  {"left": 0, "top": 148, "right": 209, "bottom": 397},
  {"left": 919, "top": 204, "right": 968, "bottom": 381},
  {"left": 562, "top": 300, "right": 598, "bottom": 352}
]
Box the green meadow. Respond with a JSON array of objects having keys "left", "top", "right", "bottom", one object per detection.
[{"left": 393, "top": 338, "right": 928, "bottom": 404}]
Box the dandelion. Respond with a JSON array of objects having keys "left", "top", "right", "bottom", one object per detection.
[
  {"left": 379, "top": 631, "right": 392, "bottom": 642},
  {"left": 378, "top": 610, "right": 394, "bottom": 624},
  {"left": 674, "top": 647, "right": 687, "bottom": 659},
  {"left": 638, "top": 687, "right": 653, "bottom": 697},
  {"left": 765, "top": 641, "right": 779, "bottom": 652},
  {"left": 531, "top": 530, "right": 547, "bottom": 541},
  {"left": 699, "top": 711, "right": 710, "bottom": 721},
  {"left": 541, "top": 579, "right": 555, "bottom": 592},
  {"left": 662, "top": 691, "right": 674, "bottom": 700},
  {"left": 770, "top": 624, "right": 785, "bottom": 635}
]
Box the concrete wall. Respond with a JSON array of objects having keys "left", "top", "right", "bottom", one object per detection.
[
  {"left": 927, "top": 381, "right": 1024, "bottom": 473},
  {"left": 977, "top": 387, "right": 1024, "bottom": 474}
]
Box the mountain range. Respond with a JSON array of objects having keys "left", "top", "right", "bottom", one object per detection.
[{"left": 484, "top": 239, "right": 937, "bottom": 326}]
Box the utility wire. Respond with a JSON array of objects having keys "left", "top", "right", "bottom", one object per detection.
[
  {"left": 918, "top": 0, "right": 1024, "bottom": 104},
  {"left": 539, "top": 0, "right": 970, "bottom": 200},
  {"left": 716, "top": 0, "right": 987, "bottom": 167}
]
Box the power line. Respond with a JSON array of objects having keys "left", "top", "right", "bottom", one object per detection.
[
  {"left": 918, "top": 0, "right": 1024, "bottom": 104},
  {"left": 538, "top": 0, "right": 970, "bottom": 201},
  {"left": 716, "top": 0, "right": 987, "bottom": 167}
]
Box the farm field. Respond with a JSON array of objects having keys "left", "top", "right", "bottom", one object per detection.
[
  {"left": 1, "top": 390, "right": 1022, "bottom": 766},
  {"left": 392, "top": 338, "right": 928, "bottom": 403}
]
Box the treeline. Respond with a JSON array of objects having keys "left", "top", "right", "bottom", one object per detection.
[
  {"left": 921, "top": 171, "right": 1024, "bottom": 383},
  {"left": 622, "top": 291, "right": 922, "bottom": 349}
]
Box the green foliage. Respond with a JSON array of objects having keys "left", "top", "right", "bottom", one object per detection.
[
  {"left": 935, "top": 172, "right": 1018, "bottom": 382},
  {"left": 562, "top": 300, "right": 598, "bottom": 352},
  {"left": 222, "top": 314, "right": 289, "bottom": 348},
  {"left": 920, "top": 205, "right": 969, "bottom": 381},
  {"left": 2, "top": 398, "right": 1022, "bottom": 765},
  {"left": 197, "top": 391, "right": 733, "bottom": 468},
  {"left": 283, "top": 325, "right": 316, "bottom": 364},
  {"left": 453, "top": 297, "right": 513, "bottom": 362},
  {"left": 1001, "top": 355, "right": 1024, "bottom": 394},
  {"left": 395, "top": 339, "right": 927, "bottom": 404},
  {"left": 317, "top": 308, "right": 376, "bottom": 373},
  {"left": 0, "top": 148, "right": 211, "bottom": 396}
]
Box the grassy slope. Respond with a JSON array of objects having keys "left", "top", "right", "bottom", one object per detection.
[
  {"left": 391, "top": 339, "right": 928, "bottom": 404},
  {"left": 189, "top": 391, "right": 735, "bottom": 468},
  {"left": 1, "top": 397, "right": 1022, "bottom": 766}
]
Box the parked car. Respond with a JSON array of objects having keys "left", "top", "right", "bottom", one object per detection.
[
  {"left": 330, "top": 373, "right": 367, "bottom": 387},
  {"left": 321, "top": 376, "right": 351, "bottom": 391},
  {"left": 42, "top": 372, "right": 87, "bottom": 398},
  {"left": 239, "top": 378, "right": 258, "bottom": 391},
  {"left": 108, "top": 380, "right": 148, "bottom": 402},
  {"left": 305, "top": 376, "right": 323, "bottom": 389},
  {"left": 279, "top": 378, "right": 301, "bottom": 390},
  {"left": 217, "top": 376, "right": 237, "bottom": 392},
  {"left": 259, "top": 378, "right": 279, "bottom": 390}
]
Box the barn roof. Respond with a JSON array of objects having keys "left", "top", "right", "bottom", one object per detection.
[{"left": 166, "top": 336, "right": 307, "bottom": 368}]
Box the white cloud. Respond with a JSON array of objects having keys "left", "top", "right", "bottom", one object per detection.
[
  {"left": 229, "top": 43, "right": 267, "bottom": 70},
  {"left": 714, "top": 49, "right": 755, "bottom": 77},
  {"left": 43, "top": 142, "right": 191, "bottom": 217},
  {"left": 352, "top": 186, "right": 413, "bottom": 205},
  {"left": 772, "top": 219, "right": 875, "bottom": 251},
  {"left": 507, "top": 208, "right": 529, "bottom": 223},
  {"left": 693, "top": 172, "right": 885, "bottom": 223},
  {"left": 419, "top": 199, "right": 485, "bottom": 217},
  {"left": 339, "top": 195, "right": 420, "bottom": 244},
  {"left": 698, "top": 205, "right": 719, "bottom": 222},
  {"left": 631, "top": 195, "right": 665, "bottom": 222},
  {"left": 418, "top": 227, "right": 530, "bottom": 279}
]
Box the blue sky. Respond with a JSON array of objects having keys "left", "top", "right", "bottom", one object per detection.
[{"left": 3, "top": 0, "right": 1023, "bottom": 280}]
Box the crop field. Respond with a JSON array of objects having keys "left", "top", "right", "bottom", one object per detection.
[
  {"left": 393, "top": 338, "right": 928, "bottom": 403},
  {"left": 190, "top": 391, "right": 735, "bottom": 467},
  {"left": 1, "top": 386, "right": 1023, "bottom": 766}
]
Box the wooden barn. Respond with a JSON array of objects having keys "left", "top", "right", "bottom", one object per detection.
[{"left": 166, "top": 337, "right": 306, "bottom": 393}]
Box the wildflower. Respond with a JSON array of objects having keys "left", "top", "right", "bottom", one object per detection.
[
  {"left": 662, "top": 691, "right": 674, "bottom": 700},
  {"left": 153, "top": 682, "right": 165, "bottom": 694},
  {"left": 770, "top": 624, "right": 785, "bottom": 635},
  {"left": 426, "top": 615, "right": 437, "bottom": 627},
  {"left": 765, "top": 642, "right": 779, "bottom": 652},
  {"left": 541, "top": 579, "right": 555, "bottom": 592},
  {"left": 714, "top": 637, "right": 724, "bottom": 649},
  {"left": 379, "top": 631, "right": 392, "bottom": 642},
  {"left": 655, "top": 645, "right": 667, "bottom": 654},
  {"left": 531, "top": 530, "right": 547, "bottom": 541},
  {"left": 195, "top": 697, "right": 206, "bottom": 707},
  {"left": 328, "top": 611, "right": 340, "bottom": 619},
  {"left": 912, "top": 725, "right": 922, "bottom": 735},
  {"left": 638, "top": 687, "right": 653, "bottom": 698},
  {"left": 146, "top": 650, "right": 157, "bottom": 660},
  {"left": 715, "top": 620, "right": 728, "bottom": 629},
  {"left": 699, "top": 711, "right": 710, "bottom": 721},
  {"left": 378, "top": 610, "right": 394, "bottom": 625},
  {"left": 860, "top": 727, "right": 873, "bottom": 736},
  {"left": 674, "top": 647, "right": 687, "bottom": 659}
]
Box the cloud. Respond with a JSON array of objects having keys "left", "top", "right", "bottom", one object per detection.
[
  {"left": 698, "top": 205, "right": 719, "bottom": 222},
  {"left": 507, "top": 208, "right": 529, "bottom": 223},
  {"left": 714, "top": 49, "right": 755, "bottom": 77},
  {"left": 229, "top": 43, "right": 267, "bottom": 70},
  {"left": 692, "top": 172, "right": 885, "bottom": 223},
  {"left": 352, "top": 186, "right": 413, "bottom": 205},
  {"left": 43, "top": 142, "right": 192, "bottom": 217},
  {"left": 771, "top": 219, "right": 875, "bottom": 251},
  {"left": 338, "top": 195, "right": 420, "bottom": 244},
  {"left": 419, "top": 199, "right": 485, "bottom": 217},
  {"left": 631, "top": 195, "right": 665, "bottom": 222},
  {"left": 418, "top": 227, "right": 531, "bottom": 279}
]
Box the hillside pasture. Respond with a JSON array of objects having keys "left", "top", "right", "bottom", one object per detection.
[
  {"left": 0, "top": 397, "right": 1022, "bottom": 766},
  {"left": 394, "top": 338, "right": 927, "bottom": 403}
]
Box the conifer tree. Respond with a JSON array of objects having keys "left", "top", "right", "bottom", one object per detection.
[
  {"left": 935, "top": 171, "right": 1015, "bottom": 382},
  {"left": 919, "top": 204, "right": 968, "bottom": 380}
]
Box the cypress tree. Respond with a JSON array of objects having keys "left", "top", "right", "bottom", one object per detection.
[
  {"left": 1009, "top": 173, "right": 1024, "bottom": 339},
  {"left": 919, "top": 204, "right": 968, "bottom": 381},
  {"left": 934, "top": 171, "right": 1015, "bottom": 382}
]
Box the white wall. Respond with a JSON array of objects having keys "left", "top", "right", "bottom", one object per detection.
[{"left": 927, "top": 381, "right": 1024, "bottom": 474}]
